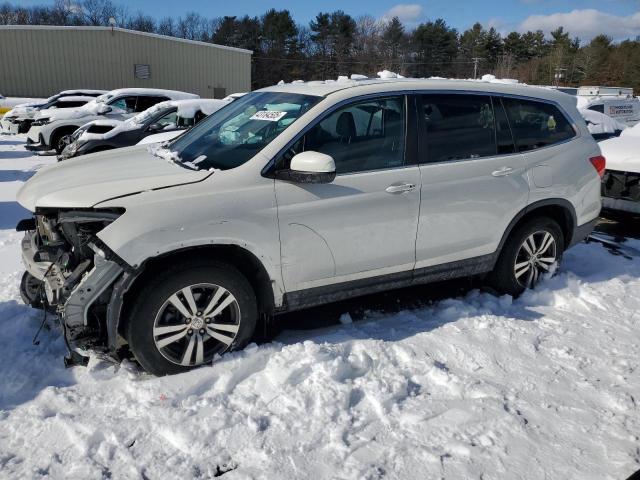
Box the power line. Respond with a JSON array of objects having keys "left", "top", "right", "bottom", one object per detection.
[{"left": 252, "top": 55, "right": 481, "bottom": 66}]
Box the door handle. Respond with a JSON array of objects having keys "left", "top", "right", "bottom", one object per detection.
[
  {"left": 492, "top": 167, "right": 514, "bottom": 177},
  {"left": 385, "top": 183, "right": 416, "bottom": 194}
]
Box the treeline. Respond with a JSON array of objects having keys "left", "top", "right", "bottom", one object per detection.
[{"left": 2, "top": 0, "right": 640, "bottom": 91}]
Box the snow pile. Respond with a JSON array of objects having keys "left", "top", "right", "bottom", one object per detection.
[
  {"left": 580, "top": 108, "right": 627, "bottom": 135},
  {"left": 1, "top": 134, "right": 639, "bottom": 479},
  {"left": 479, "top": 74, "right": 519, "bottom": 84},
  {"left": 377, "top": 70, "right": 405, "bottom": 79}
]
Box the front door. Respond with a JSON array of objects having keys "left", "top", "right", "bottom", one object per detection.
[{"left": 274, "top": 95, "right": 421, "bottom": 293}]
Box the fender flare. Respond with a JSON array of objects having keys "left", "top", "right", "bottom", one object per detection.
[{"left": 495, "top": 198, "right": 577, "bottom": 258}]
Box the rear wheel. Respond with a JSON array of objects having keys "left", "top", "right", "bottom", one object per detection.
[
  {"left": 486, "top": 217, "right": 564, "bottom": 296},
  {"left": 125, "top": 261, "right": 257, "bottom": 376}
]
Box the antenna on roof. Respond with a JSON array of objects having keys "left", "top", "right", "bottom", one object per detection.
[{"left": 108, "top": 17, "right": 116, "bottom": 34}]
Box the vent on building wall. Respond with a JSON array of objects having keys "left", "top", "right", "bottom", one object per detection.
[
  {"left": 213, "top": 87, "right": 226, "bottom": 99},
  {"left": 134, "top": 64, "right": 151, "bottom": 79}
]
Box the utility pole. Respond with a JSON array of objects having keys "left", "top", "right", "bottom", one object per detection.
[{"left": 472, "top": 57, "right": 483, "bottom": 79}]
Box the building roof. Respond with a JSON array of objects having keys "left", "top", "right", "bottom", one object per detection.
[{"left": 0, "top": 25, "right": 252, "bottom": 55}]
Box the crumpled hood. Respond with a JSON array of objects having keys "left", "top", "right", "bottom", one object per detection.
[
  {"left": 599, "top": 136, "right": 640, "bottom": 174},
  {"left": 17, "top": 145, "right": 212, "bottom": 211}
]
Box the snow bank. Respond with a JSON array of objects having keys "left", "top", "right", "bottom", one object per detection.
[{"left": 0, "top": 134, "right": 639, "bottom": 479}]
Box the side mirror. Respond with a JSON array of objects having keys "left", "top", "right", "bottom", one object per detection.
[
  {"left": 276, "top": 151, "right": 336, "bottom": 184},
  {"left": 97, "top": 104, "right": 112, "bottom": 115},
  {"left": 148, "top": 123, "right": 163, "bottom": 132}
]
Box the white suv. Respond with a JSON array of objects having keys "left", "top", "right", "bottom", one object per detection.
[
  {"left": 25, "top": 88, "right": 199, "bottom": 153},
  {"left": 16, "top": 78, "right": 603, "bottom": 375}
]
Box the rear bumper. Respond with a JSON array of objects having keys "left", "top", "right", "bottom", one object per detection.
[
  {"left": 602, "top": 197, "right": 640, "bottom": 214},
  {"left": 568, "top": 217, "right": 598, "bottom": 248}
]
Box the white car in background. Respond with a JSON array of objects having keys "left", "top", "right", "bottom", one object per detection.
[
  {"left": 138, "top": 94, "right": 245, "bottom": 145},
  {"left": 1, "top": 90, "right": 106, "bottom": 134},
  {"left": 599, "top": 123, "right": 640, "bottom": 214},
  {"left": 25, "top": 88, "right": 199, "bottom": 153},
  {"left": 576, "top": 86, "right": 640, "bottom": 127},
  {"left": 580, "top": 108, "right": 627, "bottom": 141},
  {"left": 60, "top": 98, "right": 232, "bottom": 159}
]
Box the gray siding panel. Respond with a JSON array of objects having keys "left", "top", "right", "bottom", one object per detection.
[{"left": 0, "top": 27, "right": 251, "bottom": 98}]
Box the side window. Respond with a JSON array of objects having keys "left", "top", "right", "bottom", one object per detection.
[
  {"left": 136, "top": 96, "right": 170, "bottom": 112},
  {"left": 154, "top": 110, "right": 178, "bottom": 128},
  {"left": 109, "top": 96, "right": 137, "bottom": 113},
  {"left": 502, "top": 98, "right": 576, "bottom": 152},
  {"left": 421, "top": 94, "right": 497, "bottom": 162},
  {"left": 292, "top": 96, "right": 406, "bottom": 174},
  {"left": 588, "top": 104, "right": 604, "bottom": 114}
]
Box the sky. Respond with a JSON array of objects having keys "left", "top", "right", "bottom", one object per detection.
[{"left": 15, "top": 0, "right": 640, "bottom": 41}]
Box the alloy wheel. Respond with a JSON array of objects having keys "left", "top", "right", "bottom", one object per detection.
[
  {"left": 514, "top": 230, "right": 557, "bottom": 289},
  {"left": 152, "top": 283, "right": 241, "bottom": 367}
]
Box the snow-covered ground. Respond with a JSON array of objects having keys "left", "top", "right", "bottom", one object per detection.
[{"left": 0, "top": 133, "right": 639, "bottom": 479}]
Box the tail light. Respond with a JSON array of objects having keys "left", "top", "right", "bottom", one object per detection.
[{"left": 589, "top": 155, "right": 606, "bottom": 178}]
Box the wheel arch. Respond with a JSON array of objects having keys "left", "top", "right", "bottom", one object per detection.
[
  {"left": 112, "top": 244, "right": 276, "bottom": 345},
  {"left": 497, "top": 199, "right": 577, "bottom": 257},
  {"left": 50, "top": 124, "right": 80, "bottom": 147}
]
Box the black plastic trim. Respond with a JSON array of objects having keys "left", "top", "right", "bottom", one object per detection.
[
  {"left": 496, "top": 198, "right": 578, "bottom": 254},
  {"left": 282, "top": 253, "right": 496, "bottom": 312}
]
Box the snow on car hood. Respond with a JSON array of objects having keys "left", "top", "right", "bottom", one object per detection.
[
  {"left": 17, "top": 145, "right": 212, "bottom": 211},
  {"left": 599, "top": 136, "right": 640, "bottom": 174}
]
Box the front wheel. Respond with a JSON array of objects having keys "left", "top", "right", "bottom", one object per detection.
[
  {"left": 486, "top": 217, "right": 564, "bottom": 296},
  {"left": 125, "top": 261, "right": 257, "bottom": 376}
]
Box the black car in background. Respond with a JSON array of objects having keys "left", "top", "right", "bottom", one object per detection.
[{"left": 59, "top": 99, "right": 230, "bottom": 160}]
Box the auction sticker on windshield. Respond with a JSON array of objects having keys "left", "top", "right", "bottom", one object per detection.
[{"left": 250, "top": 110, "right": 287, "bottom": 122}]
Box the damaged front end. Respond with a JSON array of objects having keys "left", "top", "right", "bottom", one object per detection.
[{"left": 19, "top": 208, "right": 128, "bottom": 360}]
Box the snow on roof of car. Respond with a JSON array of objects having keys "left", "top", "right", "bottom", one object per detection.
[
  {"left": 259, "top": 73, "right": 577, "bottom": 108},
  {"left": 56, "top": 95, "right": 98, "bottom": 103},
  {"left": 95, "top": 88, "right": 199, "bottom": 102},
  {"left": 58, "top": 89, "right": 108, "bottom": 96}
]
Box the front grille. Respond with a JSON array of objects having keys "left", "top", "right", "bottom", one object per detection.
[{"left": 602, "top": 170, "right": 640, "bottom": 201}]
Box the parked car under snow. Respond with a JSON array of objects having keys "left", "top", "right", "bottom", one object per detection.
[
  {"left": 0, "top": 89, "right": 106, "bottom": 134},
  {"left": 599, "top": 123, "right": 640, "bottom": 214},
  {"left": 25, "top": 88, "right": 199, "bottom": 154},
  {"left": 580, "top": 108, "right": 627, "bottom": 141},
  {"left": 59, "top": 99, "right": 232, "bottom": 160}
]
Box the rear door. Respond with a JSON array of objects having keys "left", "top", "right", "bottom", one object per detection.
[
  {"left": 414, "top": 93, "right": 530, "bottom": 271},
  {"left": 274, "top": 95, "right": 421, "bottom": 293}
]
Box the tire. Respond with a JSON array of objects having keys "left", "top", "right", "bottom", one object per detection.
[
  {"left": 486, "top": 217, "right": 564, "bottom": 297},
  {"left": 51, "top": 129, "right": 75, "bottom": 154},
  {"left": 125, "top": 261, "right": 258, "bottom": 376},
  {"left": 20, "top": 271, "right": 45, "bottom": 309}
]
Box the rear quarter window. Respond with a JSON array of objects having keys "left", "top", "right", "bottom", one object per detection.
[{"left": 502, "top": 98, "right": 576, "bottom": 152}]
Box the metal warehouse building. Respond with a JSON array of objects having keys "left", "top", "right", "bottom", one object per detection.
[{"left": 0, "top": 25, "right": 251, "bottom": 98}]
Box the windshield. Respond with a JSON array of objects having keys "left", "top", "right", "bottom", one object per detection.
[{"left": 163, "top": 92, "right": 321, "bottom": 171}]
